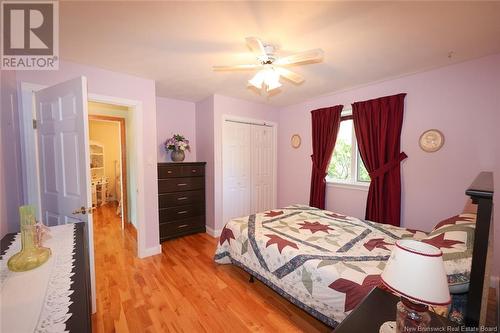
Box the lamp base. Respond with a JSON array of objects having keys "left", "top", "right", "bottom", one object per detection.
[
  {"left": 379, "top": 321, "right": 396, "bottom": 333},
  {"left": 396, "top": 297, "right": 431, "bottom": 333}
]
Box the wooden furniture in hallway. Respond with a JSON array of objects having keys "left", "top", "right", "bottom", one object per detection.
[{"left": 157, "top": 162, "right": 206, "bottom": 241}]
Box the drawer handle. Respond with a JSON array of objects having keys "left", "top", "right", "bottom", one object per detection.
[
  {"left": 177, "top": 197, "right": 188, "bottom": 201},
  {"left": 192, "top": 169, "right": 197, "bottom": 173},
  {"left": 167, "top": 170, "right": 172, "bottom": 174},
  {"left": 178, "top": 224, "right": 189, "bottom": 228},
  {"left": 177, "top": 183, "right": 187, "bottom": 186},
  {"left": 177, "top": 210, "right": 188, "bottom": 215}
]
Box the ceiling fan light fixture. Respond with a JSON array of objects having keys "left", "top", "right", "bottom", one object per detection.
[
  {"left": 249, "top": 68, "right": 281, "bottom": 91},
  {"left": 263, "top": 68, "right": 281, "bottom": 91},
  {"left": 215, "top": 37, "right": 323, "bottom": 94},
  {"left": 266, "top": 78, "right": 282, "bottom": 92},
  {"left": 262, "top": 67, "right": 279, "bottom": 82},
  {"left": 248, "top": 71, "right": 265, "bottom": 89}
]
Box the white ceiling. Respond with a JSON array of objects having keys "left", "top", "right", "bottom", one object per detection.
[{"left": 60, "top": 1, "right": 500, "bottom": 106}]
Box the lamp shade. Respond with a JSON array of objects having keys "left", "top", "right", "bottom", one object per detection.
[{"left": 381, "top": 239, "right": 451, "bottom": 306}]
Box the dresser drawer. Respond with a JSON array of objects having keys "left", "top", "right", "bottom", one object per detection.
[
  {"left": 181, "top": 165, "right": 205, "bottom": 177},
  {"left": 158, "top": 190, "right": 204, "bottom": 208},
  {"left": 157, "top": 162, "right": 206, "bottom": 242},
  {"left": 158, "top": 177, "right": 204, "bottom": 193},
  {"left": 159, "top": 216, "right": 205, "bottom": 239},
  {"left": 159, "top": 204, "right": 204, "bottom": 223},
  {"left": 158, "top": 165, "right": 182, "bottom": 179}
]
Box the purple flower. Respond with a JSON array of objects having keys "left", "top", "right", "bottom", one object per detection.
[{"left": 164, "top": 134, "right": 190, "bottom": 152}]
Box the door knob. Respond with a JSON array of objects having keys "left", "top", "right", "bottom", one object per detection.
[
  {"left": 72, "top": 206, "right": 87, "bottom": 215},
  {"left": 72, "top": 206, "right": 94, "bottom": 215}
]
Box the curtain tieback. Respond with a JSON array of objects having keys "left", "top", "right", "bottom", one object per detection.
[
  {"left": 311, "top": 155, "right": 327, "bottom": 177},
  {"left": 368, "top": 152, "right": 408, "bottom": 179}
]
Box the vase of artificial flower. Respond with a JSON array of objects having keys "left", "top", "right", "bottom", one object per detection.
[
  {"left": 164, "top": 134, "right": 190, "bottom": 162},
  {"left": 171, "top": 150, "right": 185, "bottom": 162}
]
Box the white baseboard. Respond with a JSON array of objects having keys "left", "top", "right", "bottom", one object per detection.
[
  {"left": 206, "top": 225, "right": 222, "bottom": 238},
  {"left": 138, "top": 244, "right": 162, "bottom": 258}
]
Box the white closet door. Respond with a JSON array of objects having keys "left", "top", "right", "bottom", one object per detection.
[
  {"left": 251, "top": 124, "right": 275, "bottom": 213},
  {"left": 222, "top": 121, "right": 252, "bottom": 224}
]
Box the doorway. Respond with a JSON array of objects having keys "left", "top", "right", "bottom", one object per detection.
[
  {"left": 88, "top": 114, "right": 128, "bottom": 230},
  {"left": 18, "top": 78, "right": 147, "bottom": 313}
]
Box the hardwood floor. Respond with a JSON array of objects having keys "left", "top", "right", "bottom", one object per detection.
[
  {"left": 91, "top": 204, "right": 330, "bottom": 332},
  {"left": 91, "top": 204, "right": 498, "bottom": 332},
  {"left": 486, "top": 286, "right": 499, "bottom": 328}
]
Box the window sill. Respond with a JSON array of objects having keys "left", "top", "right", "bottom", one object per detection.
[{"left": 326, "top": 181, "right": 370, "bottom": 191}]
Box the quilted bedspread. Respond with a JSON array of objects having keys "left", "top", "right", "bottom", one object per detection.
[{"left": 214, "top": 205, "right": 427, "bottom": 327}]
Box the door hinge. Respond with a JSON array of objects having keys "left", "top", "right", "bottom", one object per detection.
[{"left": 32, "top": 119, "right": 37, "bottom": 129}]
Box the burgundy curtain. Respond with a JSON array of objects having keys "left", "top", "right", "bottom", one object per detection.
[
  {"left": 352, "top": 93, "right": 407, "bottom": 226},
  {"left": 309, "top": 105, "right": 343, "bottom": 209}
]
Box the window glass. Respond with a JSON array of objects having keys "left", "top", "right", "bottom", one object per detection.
[
  {"left": 327, "top": 120, "right": 353, "bottom": 181},
  {"left": 327, "top": 117, "right": 370, "bottom": 185}
]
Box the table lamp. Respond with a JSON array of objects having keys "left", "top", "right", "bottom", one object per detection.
[{"left": 381, "top": 239, "right": 451, "bottom": 333}]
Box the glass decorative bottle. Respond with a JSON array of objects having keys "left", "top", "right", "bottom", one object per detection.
[{"left": 7, "top": 206, "right": 51, "bottom": 272}]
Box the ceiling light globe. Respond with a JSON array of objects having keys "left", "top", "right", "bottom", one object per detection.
[
  {"left": 266, "top": 80, "right": 282, "bottom": 92},
  {"left": 248, "top": 71, "right": 265, "bottom": 89}
]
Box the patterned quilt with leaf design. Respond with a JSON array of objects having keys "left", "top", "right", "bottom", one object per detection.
[{"left": 214, "top": 205, "right": 428, "bottom": 327}]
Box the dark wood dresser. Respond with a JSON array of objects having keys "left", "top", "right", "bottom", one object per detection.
[{"left": 158, "top": 162, "right": 206, "bottom": 242}]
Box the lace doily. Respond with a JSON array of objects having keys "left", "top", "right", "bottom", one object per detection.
[{"left": 0, "top": 223, "right": 76, "bottom": 333}]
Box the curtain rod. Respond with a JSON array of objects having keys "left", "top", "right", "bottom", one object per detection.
[{"left": 224, "top": 119, "right": 274, "bottom": 127}]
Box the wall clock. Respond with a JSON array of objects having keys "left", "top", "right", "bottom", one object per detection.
[
  {"left": 291, "top": 134, "right": 301, "bottom": 149},
  {"left": 419, "top": 129, "right": 444, "bottom": 152}
]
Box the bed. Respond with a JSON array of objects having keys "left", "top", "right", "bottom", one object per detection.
[{"left": 214, "top": 172, "right": 494, "bottom": 328}]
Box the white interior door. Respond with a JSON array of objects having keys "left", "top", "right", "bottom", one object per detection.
[
  {"left": 223, "top": 121, "right": 252, "bottom": 224},
  {"left": 251, "top": 124, "right": 275, "bottom": 213},
  {"left": 35, "top": 76, "right": 96, "bottom": 313}
]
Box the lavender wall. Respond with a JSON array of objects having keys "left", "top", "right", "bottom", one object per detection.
[
  {"left": 326, "top": 186, "right": 368, "bottom": 218},
  {"left": 0, "top": 113, "right": 5, "bottom": 238},
  {"left": 0, "top": 70, "right": 24, "bottom": 237},
  {"left": 156, "top": 97, "right": 197, "bottom": 162},
  {"left": 277, "top": 54, "right": 500, "bottom": 276},
  {"left": 4, "top": 61, "right": 160, "bottom": 254}
]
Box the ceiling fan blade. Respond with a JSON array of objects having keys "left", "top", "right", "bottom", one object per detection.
[
  {"left": 213, "top": 64, "right": 262, "bottom": 71},
  {"left": 245, "top": 37, "right": 266, "bottom": 56},
  {"left": 275, "top": 48, "right": 324, "bottom": 66},
  {"left": 275, "top": 67, "right": 304, "bottom": 84}
]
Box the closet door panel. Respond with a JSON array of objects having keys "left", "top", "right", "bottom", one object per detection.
[
  {"left": 251, "top": 124, "right": 274, "bottom": 213},
  {"left": 223, "top": 121, "right": 252, "bottom": 224}
]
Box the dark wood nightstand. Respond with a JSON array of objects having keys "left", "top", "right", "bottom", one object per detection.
[{"left": 334, "top": 287, "right": 458, "bottom": 333}]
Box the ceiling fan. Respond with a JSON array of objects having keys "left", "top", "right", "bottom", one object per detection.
[{"left": 213, "top": 37, "right": 324, "bottom": 92}]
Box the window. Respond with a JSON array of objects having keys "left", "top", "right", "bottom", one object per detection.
[{"left": 326, "top": 110, "right": 370, "bottom": 185}]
